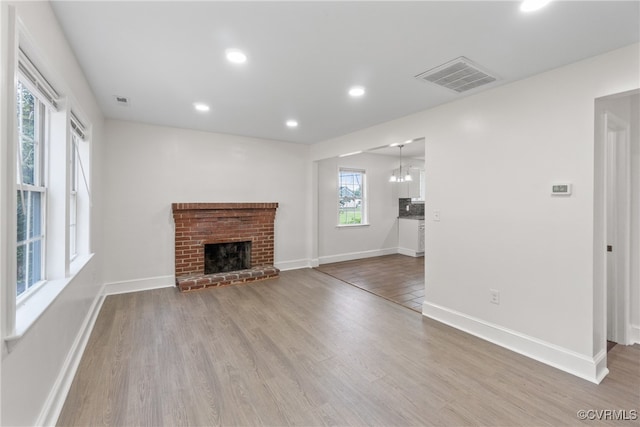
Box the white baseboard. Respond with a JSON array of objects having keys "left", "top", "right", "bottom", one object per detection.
[
  {"left": 631, "top": 324, "right": 640, "bottom": 345},
  {"left": 397, "top": 247, "right": 424, "bottom": 257},
  {"left": 422, "top": 301, "right": 609, "bottom": 384},
  {"left": 103, "top": 275, "right": 175, "bottom": 295},
  {"left": 36, "top": 288, "right": 106, "bottom": 427},
  {"left": 318, "top": 248, "right": 398, "bottom": 265},
  {"left": 275, "top": 258, "right": 311, "bottom": 271}
]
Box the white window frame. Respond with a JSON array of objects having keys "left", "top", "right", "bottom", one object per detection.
[
  {"left": 2, "top": 25, "right": 94, "bottom": 343},
  {"left": 69, "top": 111, "right": 91, "bottom": 265},
  {"left": 337, "top": 168, "right": 368, "bottom": 227},
  {"left": 69, "top": 133, "right": 78, "bottom": 261},
  {"left": 15, "top": 79, "right": 48, "bottom": 300}
]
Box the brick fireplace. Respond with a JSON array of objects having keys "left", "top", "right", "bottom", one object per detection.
[{"left": 171, "top": 202, "right": 279, "bottom": 292}]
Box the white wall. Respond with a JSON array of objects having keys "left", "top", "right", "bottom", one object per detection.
[
  {"left": 311, "top": 44, "right": 640, "bottom": 382},
  {"left": 317, "top": 153, "right": 400, "bottom": 263},
  {"left": 1, "top": 1, "right": 105, "bottom": 426},
  {"left": 102, "top": 120, "right": 312, "bottom": 290}
]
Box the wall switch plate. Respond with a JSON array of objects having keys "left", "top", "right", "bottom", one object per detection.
[
  {"left": 433, "top": 210, "right": 441, "bottom": 221},
  {"left": 490, "top": 289, "right": 500, "bottom": 305}
]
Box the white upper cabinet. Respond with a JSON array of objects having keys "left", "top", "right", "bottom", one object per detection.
[{"left": 399, "top": 168, "right": 423, "bottom": 200}]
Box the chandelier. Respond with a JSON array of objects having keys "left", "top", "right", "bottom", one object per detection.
[{"left": 389, "top": 144, "right": 413, "bottom": 183}]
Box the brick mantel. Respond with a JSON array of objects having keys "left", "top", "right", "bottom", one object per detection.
[
  {"left": 172, "top": 202, "right": 279, "bottom": 212},
  {"left": 171, "top": 202, "right": 279, "bottom": 291}
]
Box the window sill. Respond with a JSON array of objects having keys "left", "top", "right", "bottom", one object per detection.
[
  {"left": 336, "top": 223, "right": 370, "bottom": 228},
  {"left": 5, "top": 253, "right": 94, "bottom": 351},
  {"left": 70, "top": 253, "right": 92, "bottom": 276}
]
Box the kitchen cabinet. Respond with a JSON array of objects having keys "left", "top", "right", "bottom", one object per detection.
[{"left": 398, "top": 218, "right": 424, "bottom": 257}]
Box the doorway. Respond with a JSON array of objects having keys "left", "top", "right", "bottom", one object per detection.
[
  {"left": 315, "top": 254, "right": 425, "bottom": 312},
  {"left": 596, "top": 90, "right": 639, "bottom": 349},
  {"left": 604, "top": 110, "right": 630, "bottom": 345}
]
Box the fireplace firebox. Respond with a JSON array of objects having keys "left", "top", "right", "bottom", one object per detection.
[{"left": 204, "top": 241, "right": 251, "bottom": 274}]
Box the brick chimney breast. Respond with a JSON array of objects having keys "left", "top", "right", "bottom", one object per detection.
[{"left": 171, "top": 202, "right": 279, "bottom": 292}]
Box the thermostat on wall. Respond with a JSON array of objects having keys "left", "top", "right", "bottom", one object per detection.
[{"left": 551, "top": 183, "right": 572, "bottom": 196}]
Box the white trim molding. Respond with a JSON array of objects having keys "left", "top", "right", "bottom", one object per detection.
[
  {"left": 103, "top": 275, "right": 175, "bottom": 296},
  {"left": 275, "top": 258, "right": 312, "bottom": 271},
  {"left": 422, "top": 301, "right": 609, "bottom": 384},
  {"left": 631, "top": 324, "right": 640, "bottom": 345},
  {"left": 318, "top": 248, "right": 398, "bottom": 265},
  {"left": 397, "top": 247, "right": 424, "bottom": 257},
  {"left": 35, "top": 290, "right": 105, "bottom": 426}
]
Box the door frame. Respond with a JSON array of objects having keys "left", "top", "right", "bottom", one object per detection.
[{"left": 603, "top": 110, "right": 631, "bottom": 345}]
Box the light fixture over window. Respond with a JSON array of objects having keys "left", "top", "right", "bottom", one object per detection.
[{"left": 389, "top": 144, "right": 413, "bottom": 183}]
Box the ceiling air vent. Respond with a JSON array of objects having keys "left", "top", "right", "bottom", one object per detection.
[
  {"left": 415, "top": 57, "right": 498, "bottom": 93},
  {"left": 113, "top": 95, "right": 130, "bottom": 107}
]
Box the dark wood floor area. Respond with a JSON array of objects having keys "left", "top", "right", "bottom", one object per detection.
[
  {"left": 58, "top": 269, "right": 639, "bottom": 426},
  {"left": 315, "top": 254, "right": 424, "bottom": 312}
]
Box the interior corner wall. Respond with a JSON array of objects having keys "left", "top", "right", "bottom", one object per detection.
[
  {"left": 317, "top": 153, "right": 400, "bottom": 263},
  {"left": 102, "top": 120, "right": 312, "bottom": 288},
  {"left": 312, "top": 43, "right": 640, "bottom": 381},
  {"left": 1, "top": 2, "right": 105, "bottom": 426}
]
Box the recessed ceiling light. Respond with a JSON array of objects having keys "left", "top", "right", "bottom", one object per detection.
[
  {"left": 520, "top": 0, "right": 552, "bottom": 12},
  {"left": 225, "top": 48, "right": 247, "bottom": 64},
  {"left": 286, "top": 120, "right": 298, "bottom": 128},
  {"left": 348, "top": 86, "right": 366, "bottom": 97},
  {"left": 194, "top": 103, "right": 210, "bottom": 112}
]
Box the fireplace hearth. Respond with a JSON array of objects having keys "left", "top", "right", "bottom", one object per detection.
[{"left": 171, "top": 202, "right": 279, "bottom": 292}]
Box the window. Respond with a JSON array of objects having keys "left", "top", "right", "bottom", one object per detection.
[
  {"left": 7, "top": 31, "right": 93, "bottom": 339},
  {"left": 16, "top": 80, "right": 48, "bottom": 297},
  {"left": 69, "top": 132, "right": 78, "bottom": 260},
  {"left": 338, "top": 168, "right": 366, "bottom": 226},
  {"left": 68, "top": 112, "right": 90, "bottom": 262}
]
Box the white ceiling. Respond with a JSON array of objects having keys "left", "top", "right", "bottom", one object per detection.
[{"left": 50, "top": 1, "right": 639, "bottom": 145}]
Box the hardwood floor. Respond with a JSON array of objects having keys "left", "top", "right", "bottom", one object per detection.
[
  {"left": 315, "top": 254, "right": 424, "bottom": 311},
  {"left": 57, "top": 269, "right": 640, "bottom": 426}
]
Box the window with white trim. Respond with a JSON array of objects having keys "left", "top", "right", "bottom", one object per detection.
[
  {"left": 69, "top": 112, "right": 90, "bottom": 262},
  {"left": 6, "top": 27, "right": 94, "bottom": 340},
  {"left": 16, "top": 80, "right": 48, "bottom": 297},
  {"left": 338, "top": 168, "right": 367, "bottom": 226},
  {"left": 69, "top": 132, "right": 78, "bottom": 260}
]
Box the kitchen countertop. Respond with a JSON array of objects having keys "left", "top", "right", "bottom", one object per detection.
[{"left": 398, "top": 215, "right": 425, "bottom": 220}]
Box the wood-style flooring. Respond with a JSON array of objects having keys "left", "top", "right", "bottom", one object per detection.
[
  {"left": 57, "top": 269, "right": 640, "bottom": 426},
  {"left": 315, "top": 254, "right": 424, "bottom": 312}
]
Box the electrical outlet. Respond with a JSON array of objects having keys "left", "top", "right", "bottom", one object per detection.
[
  {"left": 490, "top": 289, "right": 500, "bottom": 305},
  {"left": 433, "top": 210, "right": 441, "bottom": 221}
]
